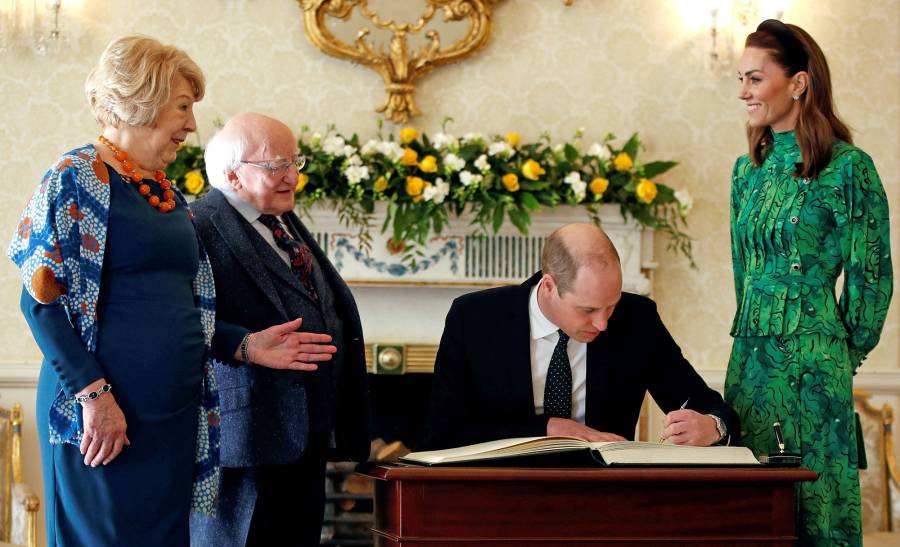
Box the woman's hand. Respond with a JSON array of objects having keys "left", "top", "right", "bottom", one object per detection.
[
  {"left": 77, "top": 378, "right": 130, "bottom": 467},
  {"left": 244, "top": 318, "right": 336, "bottom": 371}
]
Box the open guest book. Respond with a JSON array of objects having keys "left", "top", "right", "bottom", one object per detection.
[{"left": 401, "top": 437, "right": 761, "bottom": 467}]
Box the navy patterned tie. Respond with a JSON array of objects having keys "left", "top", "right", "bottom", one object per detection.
[
  {"left": 543, "top": 330, "right": 572, "bottom": 418},
  {"left": 257, "top": 214, "right": 318, "bottom": 301}
]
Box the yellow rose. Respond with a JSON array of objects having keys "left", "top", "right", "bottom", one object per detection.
[
  {"left": 501, "top": 173, "right": 520, "bottom": 192},
  {"left": 184, "top": 170, "right": 205, "bottom": 195},
  {"left": 521, "top": 159, "right": 546, "bottom": 181},
  {"left": 400, "top": 147, "right": 418, "bottom": 166},
  {"left": 418, "top": 155, "right": 438, "bottom": 173},
  {"left": 589, "top": 177, "right": 609, "bottom": 196},
  {"left": 373, "top": 176, "right": 388, "bottom": 192},
  {"left": 613, "top": 152, "right": 633, "bottom": 172},
  {"left": 400, "top": 127, "right": 419, "bottom": 144},
  {"left": 635, "top": 178, "right": 658, "bottom": 203},
  {"left": 295, "top": 173, "right": 309, "bottom": 193},
  {"left": 505, "top": 132, "right": 521, "bottom": 148},
  {"left": 413, "top": 181, "right": 431, "bottom": 203},
  {"left": 406, "top": 176, "right": 424, "bottom": 197}
]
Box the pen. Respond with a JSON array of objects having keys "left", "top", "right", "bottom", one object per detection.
[
  {"left": 773, "top": 421, "right": 785, "bottom": 453},
  {"left": 658, "top": 398, "right": 691, "bottom": 444}
]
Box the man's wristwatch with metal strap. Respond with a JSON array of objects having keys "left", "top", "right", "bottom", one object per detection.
[{"left": 707, "top": 413, "right": 728, "bottom": 444}]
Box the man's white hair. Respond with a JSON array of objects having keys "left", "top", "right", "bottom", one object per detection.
[{"left": 204, "top": 125, "right": 247, "bottom": 197}]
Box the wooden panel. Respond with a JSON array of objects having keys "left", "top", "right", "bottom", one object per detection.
[{"left": 362, "top": 464, "right": 815, "bottom": 545}]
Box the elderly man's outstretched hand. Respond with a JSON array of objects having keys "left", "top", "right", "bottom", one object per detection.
[{"left": 244, "top": 318, "right": 336, "bottom": 371}]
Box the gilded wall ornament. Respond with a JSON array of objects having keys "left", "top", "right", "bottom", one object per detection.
[{"left": 298, "top": 0, "right": 573, "bottom": 123}]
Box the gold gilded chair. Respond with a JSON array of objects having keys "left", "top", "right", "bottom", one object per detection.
[
  {"left": 0, "top": 404, "right": 38, "bottom": 547},
  {"left": 854, "top": 389, "right": 900, "bottom": 546}
]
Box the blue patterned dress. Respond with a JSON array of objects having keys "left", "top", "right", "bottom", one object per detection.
[
  {"left": 9, "top": 147, "right": 239, "bottom": 546},
  {"left": 725, "top": 130, "right": 893, "bottom": 546}
]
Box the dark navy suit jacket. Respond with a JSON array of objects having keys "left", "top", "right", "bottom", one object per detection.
[
  {"left": 424, "top": 272, "right": 740, "bottom": 449},
  {"left": 189, "top": 189, "right": 370, "bottom": 545}
]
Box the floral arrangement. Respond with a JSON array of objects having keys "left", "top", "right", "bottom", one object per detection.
[{"left": 171, "top": 120, "right": 694, "bottom": 265}]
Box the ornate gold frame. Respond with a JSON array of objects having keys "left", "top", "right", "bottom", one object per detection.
[
  {"left": 299, "top": 0, "right": 573, "bottom": 123},
  {"left": 855, "top": 389, "right": 900, "bottom": 531}
]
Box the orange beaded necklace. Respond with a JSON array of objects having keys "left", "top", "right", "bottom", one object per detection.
[{"left": 98, "top": 135, "right": 177, "bottom": 213}]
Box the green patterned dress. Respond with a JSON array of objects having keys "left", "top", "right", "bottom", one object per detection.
[{"left": 725, "top": 130, "right": 892, "bottom": 546}]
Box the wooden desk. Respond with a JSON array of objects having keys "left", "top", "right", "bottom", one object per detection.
[{"left": 358, "top": 463, "right": 817, "bottom": 546}]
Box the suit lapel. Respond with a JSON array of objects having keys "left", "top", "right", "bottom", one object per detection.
[
  {"left": 505, "top": 273, "right": 543, "bottom": 413},
  {"left": 206, "top": 190, "right": 289, "bottom": 319}
]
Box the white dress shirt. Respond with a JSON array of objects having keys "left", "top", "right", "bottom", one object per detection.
[
  {"left": 528, "top": 280, "right": 587, "bottom": 423},
  {"left": 224, "top": 193, "right": 292, "bottom": 266}
]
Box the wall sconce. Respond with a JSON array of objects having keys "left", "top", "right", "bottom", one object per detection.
[
  {"left": 32, "top": 0, "right": 64, "bottom": 55},
  {"left": 0, "top": 0, "right": 67, "bottom": 55},
  {"left": 678, "top": 0, "right": 788, "bottom": 72}
]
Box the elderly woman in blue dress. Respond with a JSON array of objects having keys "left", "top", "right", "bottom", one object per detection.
[{"left": 7, "top": 35, "right": 336, "bottom": 546}]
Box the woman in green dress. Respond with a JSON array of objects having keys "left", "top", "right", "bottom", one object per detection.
[{"left": 725, "top": 19, "right": 892, "bottom": 546}]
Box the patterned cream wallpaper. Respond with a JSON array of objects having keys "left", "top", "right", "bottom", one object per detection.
[{"left": 0, "top": 0, "right": 896, "bottom": 372}]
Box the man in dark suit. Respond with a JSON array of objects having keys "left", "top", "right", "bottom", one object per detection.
[
  {"left": 425, "top": 223, "right": 738, "bottom": 450},
  {"left": 189, "top": 113, "right": 370, "bottom": 546}
]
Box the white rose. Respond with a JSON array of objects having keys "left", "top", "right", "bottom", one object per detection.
[
  {"left": 423, "top": 177, "right": 450, "bottom": 204},
  {"left": 570, "top": 179, "right": 587, "bottom": 202},
  {"left": 459, "top": 170, "right": 483, "bottom": 187},
  {"left": 443, "top": 153, "right": 466, "bottom": 173},
  {"left": 564, "top": 171, "right": 582, "bottom": 186},
  {"left": 587, "top": 142, "right": 611, "bottom": 160},
  {"left": 310, "top": 133, "right": 322, "bottom": 147},
  {"left": 432, "top": 132, "right": 458, "bottom": 150},
  {"left": 675, "top": 188, "right": 693, "bottom": 216},
  {"left": 360, "top": 139, "right": 379, "bottom": 156},
  {"left": 376, "top": 141, "right": 405, "bottom": 162},
  {"left": 347, "top": 154, "right": 363, "bottom": 166},
  {"left": 343, "top": 164, "right": 370, "bottom": 185},
  {"left": 322, "top": 136, "right": 346, "bottom": 155},
  {"left": 488, "top": 141, "right": 514, "bottom": 159},
  {"left": 474, "top": 154, "right": 490, "bottom": 173}
]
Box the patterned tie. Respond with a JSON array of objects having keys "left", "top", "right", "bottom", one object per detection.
[
  {"left": 543, "top": 330, "right": 572, "bottom": 418},
  {"left": 257, "top": 214, "right": 318, "bottom": 301}
]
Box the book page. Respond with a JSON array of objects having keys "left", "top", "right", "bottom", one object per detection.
[
  {"left": 587, "top": 441, "right": 759, "bottom": 465},
  {"left": 403, "top": 436, "right": 588, "bottom": 464}
]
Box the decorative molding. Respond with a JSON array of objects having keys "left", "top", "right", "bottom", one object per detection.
[
  {"left": 307, "top": 203, "right": 654, "bottom": 293},
  {"left": 0, "top": 363, "right": 40, "bottom": 389},
  {"left": 4, "top": 363, "right": 899, "bottom": 394}
]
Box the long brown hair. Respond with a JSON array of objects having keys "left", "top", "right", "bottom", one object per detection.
[{"left": 744, "top": 21, "right": 851, "bottom": 178}]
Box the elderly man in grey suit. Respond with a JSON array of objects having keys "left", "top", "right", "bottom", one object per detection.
[{"left": 189, "top": 113, "right": 371, "bottom": 546}]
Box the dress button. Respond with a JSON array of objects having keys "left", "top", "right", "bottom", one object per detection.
[
  {"left": 790, "top": 216, "right": 799, "bottom": 224},
  {"left": 791, "top": 263, "right": 801, "bottom": 271}
]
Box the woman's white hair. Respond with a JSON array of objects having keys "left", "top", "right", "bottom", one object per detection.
[{"left": 85, "top": 35, "right": 204, "bottom": 128}]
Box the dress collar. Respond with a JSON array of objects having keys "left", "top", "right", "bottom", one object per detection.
[{"left": 771, "top": 129, "right": 800, "bottom": 159}]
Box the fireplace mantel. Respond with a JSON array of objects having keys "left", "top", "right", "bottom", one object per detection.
[{"left": 303, "top": 203, "right": 655, "bottom": 294}]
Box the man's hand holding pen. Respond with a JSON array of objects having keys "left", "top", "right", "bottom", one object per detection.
[{"left": 659, "top": 410, "right": 723, "bottom": 446}]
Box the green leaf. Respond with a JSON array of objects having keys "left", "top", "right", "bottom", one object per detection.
[
  {"left": 519, "top": 192, "right": 540, "bottom": 211},
  {"left": 520, "top": 181, "right": 550, "bottom": 192},
  {"left": 508, "top": 207, "right": 531, "bottom": 234},
  {"left": 564, "top": 143, "right": 579, "bottom": 162},
  {"left": 622, "top": 133, "right": 640, "bottom": 160},
  {"left": 491, "top": 203, "right": 505, "bottom": 233},
  {"left": 641, "top": 161, "right": 678, "bottom": 178}
]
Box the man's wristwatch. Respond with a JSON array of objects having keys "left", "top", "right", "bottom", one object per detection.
[{"left": 706, "top": 413, "right": 728, "bottom": 444}]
